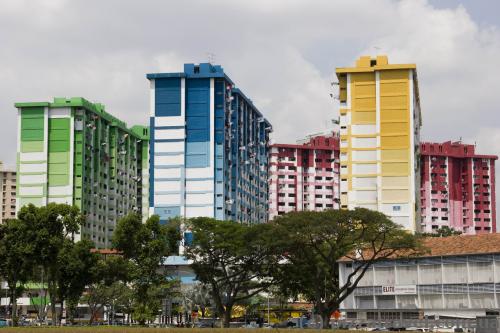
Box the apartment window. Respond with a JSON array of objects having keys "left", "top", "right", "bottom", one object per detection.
[{"left": 393, "top": 205, "right": 401, "bottom": 212}]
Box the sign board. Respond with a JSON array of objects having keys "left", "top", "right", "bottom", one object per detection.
[
  {"left": 332, "top": 310, "right": 341, "bottom": 320},
  {"left": 381, "top": 285, "right": 417, "bottom": 295}
]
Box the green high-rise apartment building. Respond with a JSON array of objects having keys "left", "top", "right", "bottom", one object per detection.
[{"left": 15, "top": 97, "right": 149, "bottom": 248}]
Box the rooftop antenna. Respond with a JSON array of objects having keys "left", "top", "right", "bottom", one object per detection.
[{"left": 207, "top": 52, "right": 216, "bottom": 65}]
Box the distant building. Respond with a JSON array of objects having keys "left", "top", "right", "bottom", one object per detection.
[
  {"left": 0, "top": 162, "right": 16, "bottom": 223},
  {"left": 339, "top": 233, "right": 500, "bottom": 320},
  {"left": 420, "top": 141, "right": 497, "bottom": 234},
  {"left": 335, "top": 55, "right": 422, "bottom": 232},
  {"left": 268, "top": 132, "right": 340, "bottom": 220},
  {"left": 147, "top": 63, "right": 272, "bottom": 224},
  {"left": 15, "top": 97, "right": 149, "bottom": 248}
]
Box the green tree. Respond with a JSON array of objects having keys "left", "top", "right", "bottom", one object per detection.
[
  {"left": 271, "top": 209, "right": 422, "bottom": 328},
  {"left": 26, "top": 203, "right": 86, "bottom": 325},
  {"left": 112, "top": 213, "right": 180, "bottom": 325},
  {"left": 181, "top": 283, "right": 212, "bottom": 318},
  {"left": 54, "top": 238, "right": 98, "bottom": 325},
  {"left": 115, "top": 283, "right": 135, "bottom": 325},
  {"left": 0, "top": 203, "right": 88, "bottom": 326},
  {"left": 185, "top": 217, "right": 278, "bottom": 327},
  {"left": 0, "top": 218, "right": 36, "bottom": 326},
  {"left": 421, "top": 226, "right": 462, "bottom": 237},
  {"left": 82, "top": 256, "right": 133, "bottom": 325},
  {"left": 83, "top": 281, "right": 132, "bottom": 325},
  {"left": 132, "top": 283, "right": 170, "bottom": 325}
]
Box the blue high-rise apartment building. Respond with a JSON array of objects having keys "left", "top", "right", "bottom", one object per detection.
[{"left": 147, "top": 63, "right": 272, "bottom": 224}]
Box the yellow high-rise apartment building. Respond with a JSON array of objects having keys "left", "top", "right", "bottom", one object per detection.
[{"left": 335, "top": 55, "right": 422, "bottom": 232}]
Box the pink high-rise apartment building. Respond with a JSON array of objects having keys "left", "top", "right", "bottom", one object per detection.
[
  {"left": 268, "top": 132, "right": 340, "bottom": 220},
  {"left": 420, "top": 141, "right": 497, "bottom": 234}
]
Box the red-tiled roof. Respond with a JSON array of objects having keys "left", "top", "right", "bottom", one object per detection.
[
  {"left": 339, "top": 233, "right": 500, "bottom": 263},
  {"left": 419, "top": 233, "right": 500, "bottom": 257},
  {"left": 91, "top": 248, "right": 121, "bottom": 255}
]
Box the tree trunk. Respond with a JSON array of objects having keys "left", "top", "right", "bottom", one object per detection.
[
  {"left": 222, "top": 305, "right": 232, "bottom": 328},
  {"left": 88, "top": 308, "right": 95, "bottom": 326},
  {"left": 48, "top": 282, "right": 57, "bottom": 326},
  {"left": 321, "top": 310, "right": 331, "bottom": 329},
  {"left": 58, "top": 300, "right": 64, "bottom": 326},
  {"left": 9, "top": 288, "right": 18, "bottom": 327}
]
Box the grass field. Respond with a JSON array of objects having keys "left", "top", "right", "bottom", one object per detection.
[{"left": 0, "top": 328, "right": 339, "bottom": 333}]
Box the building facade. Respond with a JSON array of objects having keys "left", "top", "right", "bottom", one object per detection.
[
  {"left": 268, "top": 132, "right": 340, "bottom": 220},
  {"left": 147, "top": 63, "right": 272, "bottom": 224},
  {"left": 339, "top": 234, "right": 500, "bottom": 320},
  {"left": 0, "top": 162, "right": 16, "bottom": 223},
  {"left": 15, "top": 97, "right": 149, "bottom": 247},
  {"left": 420, "top": 141, "right": 497, "bottom": 234},
  {"left": 335, "top": 55, "right": 422, "bottom": 232}
]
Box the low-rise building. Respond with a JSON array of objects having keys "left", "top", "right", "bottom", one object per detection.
[{"left": 339, "top": 234, "right": 500, "bottom": 320}]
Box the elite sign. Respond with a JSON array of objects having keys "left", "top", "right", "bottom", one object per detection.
[{"left": 381, "top": 285, "right": 417, "bottom": 295}]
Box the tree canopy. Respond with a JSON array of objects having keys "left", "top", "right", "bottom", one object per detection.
[
  {"left": 185, "top": 217, "right": 279, "bottom": 327},
  {"left": 270, "top": 208, "right": 422, "bottom": 328},
  {"left": 0, "top": 203, "right": 424, "bottom": 328},
  {"left": 112, "top": 213, "right": 180, "bottom": 325}
]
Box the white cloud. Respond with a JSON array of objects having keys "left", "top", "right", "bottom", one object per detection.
[{"left": 0, "top": 0, "right": 499, "bottom": 212}]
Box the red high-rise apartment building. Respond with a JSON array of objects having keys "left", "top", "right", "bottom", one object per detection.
[
  {"left": 268, "top": 132, "right": 340, "bottom": 220},
  {"left": 269, "top": 135, "right": 497, "bottom": 234},
  {"left": 420, "top": 141, "right": 497, "bottom": 234}
]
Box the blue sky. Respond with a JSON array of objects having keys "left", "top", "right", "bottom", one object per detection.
[{"left": 1, "top": 1, "right": 499, "bottom": 192}]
